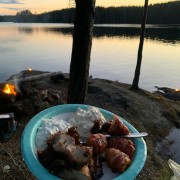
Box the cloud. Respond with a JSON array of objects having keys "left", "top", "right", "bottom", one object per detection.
[
  {"left": 0, "top": 0, "right": 24, "bottom": 4},
  {"left": 0, "top": 7, "right": 22, "bottom": 10}
]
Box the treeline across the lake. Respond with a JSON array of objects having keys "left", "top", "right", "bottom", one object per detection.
[{"left": 1, "top": 1, "right": 180, "bottom": 24}]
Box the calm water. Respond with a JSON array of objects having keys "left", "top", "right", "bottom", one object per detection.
[{"left": 0, "top": 23, "right": 180, "bottom": 91}]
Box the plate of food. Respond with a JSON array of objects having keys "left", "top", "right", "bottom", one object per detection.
[{"left": 21, "top": 104, "right": 147, "bottom": 180}]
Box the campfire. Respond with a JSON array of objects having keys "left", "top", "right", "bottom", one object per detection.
[
  {"left": 0, "top": 70, "right": 63, "bottom": 115},
  {"left": 3, "top": 83, "right": 17, "bottom": 96},
  {"left": 155, "top": 86, "right": 180, "bottom": 101},
  {"left": 0, "top": 83, "right": 18, "bottom": 103},
  {"left": 0, "top": 84, "right": 18, "bottom": 140}
]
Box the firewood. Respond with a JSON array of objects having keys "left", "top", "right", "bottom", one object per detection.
[{"left": 2, "top": 71, "right": 62, "bottom": 85}]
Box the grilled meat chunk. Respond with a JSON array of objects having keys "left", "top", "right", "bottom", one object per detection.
[
  {"left": 90, "top": 120, "right": 102, "bottom": 134},
  {"left": 86, "top": 133, "right": 107, "bottom": 156},
  {"left": 67, "top": 126, "right": 81, "bottom": 145},
  {"left": 108, "top": 116, "right": 130, "bottom": 135},
  {"left": 52, "top": 133, "right": 92, "bottom": 170},
  {"left": 70, "top": 146, "right": 93, "bottom": 169},
  {"left": 99, "top": 121, "right": 112, "bottom": 133},
  {"left": 52, "top": 133, "right": 76, "bottom": 154},
  {"left": 105, "top": 148, "right": 131, "bottom": 173},
  {"left": 56, "top": 165, "right": 92, "bottom": 180},
  {"left": 109, "top": 138, "right": 135, "bottom": 159},
  {"left": 89, "top": 156, "right": 104, "bottom": 180}
]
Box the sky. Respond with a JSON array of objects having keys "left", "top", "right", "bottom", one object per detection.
[{"left": 0, "top": 0, "right": 177, "bottom": 15}]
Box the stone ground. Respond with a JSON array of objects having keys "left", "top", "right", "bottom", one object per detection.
[{"left": 0, "top": 70, "right": 180, "bottom": 180}]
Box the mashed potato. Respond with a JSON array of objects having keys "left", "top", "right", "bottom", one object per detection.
[
  {"left": 35, "top": 118, "right": 72, "bottom": 151},
  {"left": 35, "top": 106, "right": 106, "bottom": 151},
  {"left": 68, "top": 106, "right": 106, "bottom": 137}
]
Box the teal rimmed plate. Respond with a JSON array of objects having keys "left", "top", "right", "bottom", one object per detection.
[{"left": 21, "top": 104, "right": 147, "bottom": 180}]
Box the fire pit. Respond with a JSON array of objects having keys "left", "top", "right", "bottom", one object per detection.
[
  {"left": 0, "top": 83, "right": 18, "bottom": 103},
  {"left": 0, "top": 70, "right": 65, "bottom": 138},
  {"left": 0, "top": 70, "right": 63, "bottom": 114},
  {"left": 3, "top": 83, "right": 17, "bottom": 95}
]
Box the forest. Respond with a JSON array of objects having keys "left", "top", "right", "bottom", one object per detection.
[{"left": 0, "top": 1, "right": 180, "bottom": 24}]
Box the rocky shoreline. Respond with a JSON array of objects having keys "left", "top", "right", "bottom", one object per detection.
[{"left": 0, "top": 70, "right": 180, "bottom": 179}]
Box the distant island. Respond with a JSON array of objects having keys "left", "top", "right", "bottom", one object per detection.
[{"left": 0, "top": 1, "right": 180, "bottom": 24}]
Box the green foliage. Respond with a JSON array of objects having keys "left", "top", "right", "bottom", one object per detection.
[
  {"left": 148, "top": 1, "right": 180, "bottom": 24},
  {"left": 15, "top": 9, "right": 35, "bottom": 22},
  {"left": 16, "top": 9, "right": 33, "bottom": 16},
  {"left": 94, "top": 1, "right": 180, "bottom": 24},
  {"left": 95, "top": 6, "right": 143, "bottom": 24}
]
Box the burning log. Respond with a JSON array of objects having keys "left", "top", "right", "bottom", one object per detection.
[
  {"left": 155, "top": 86, "right": 180, "bottom": 101},
  {"left": 3, "top": 71, "right": 63, "bottom": 85},
  {"left": 0, "top": 83, "right": 18, "bottom": 103},
  {"left": 3, "top": 83, "right": 17, "bottom": 96},
  {"left": 0, "top": 70, "right": 64, "bottom": 115},
  {"left": 0, "top": 71, "right": 62, "bottom": 104}
]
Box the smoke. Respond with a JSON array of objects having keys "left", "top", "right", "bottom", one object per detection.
[
  {"left": 6, "top": 71, "right": 23, "bottom": 93},
  {"left": 0, "top": 0, "right": 24, "bottom": 4}
]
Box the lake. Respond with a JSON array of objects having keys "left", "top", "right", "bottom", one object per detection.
[{"left": 0, "top": 23, "right": 180, "bottom": 91}]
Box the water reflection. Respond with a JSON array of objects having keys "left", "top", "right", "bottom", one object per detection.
[
  {"left": 16, "top": 24, "right": 180, "bottom": 44},
  {"left": 43, "top": 27, "right": 73, "bottom": 36},
  {"left": 18, "top": 27, "right": 34, "bottom": 34},
  {"left": 1, "top": 23, "right": 180, "bottom": 91},
  {"left": 42, "top": 25, "right": 180, "bottom": 44}
]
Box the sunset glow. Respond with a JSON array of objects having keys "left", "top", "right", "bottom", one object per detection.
[{"left": 0, "top": 0, "right": 176, "bottom": 15}]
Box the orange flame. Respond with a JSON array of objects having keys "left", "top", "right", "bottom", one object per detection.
[
  {"left": 3, "top": 83, "right": 17, "bottom": 96},
  {"left": 28, "top": 68, "right": 32, "bottom": 72}
]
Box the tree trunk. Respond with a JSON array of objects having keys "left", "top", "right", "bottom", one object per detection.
[
  {"left": 132, "top": 0, "right": 149, "bottom": 90},
  {"left": 67, "top": 0, "right": 95, "bottom": 104}
]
